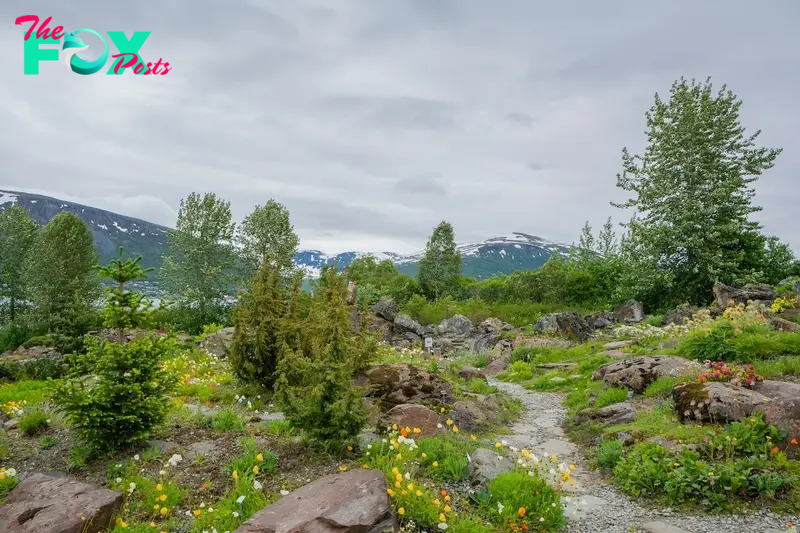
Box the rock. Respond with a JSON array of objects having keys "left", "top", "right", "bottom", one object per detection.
[
  {"left": 199, "top": 327, "right": 235, "bottom": 358},
  {"left": 564, "top": 494, "right": 609, "bottom": 519},
  {"left": 147, "top": 439, "right": 179, "bottom": 455},
  {"left": 436, "top": 314, "right": 473, "bottom": 337},
  {"left": 615, "top": 299, "right": 645, "bottom": 324},
  {"left": 550, "top": 376, "right": 567, "bottom": 383},
  {"left": 371, "top": 298, "right": 399, "bottom": 322},
  {"left": 457, "top": 365, "right": 485, "bottom": 381},
  {"left": 468, "top": 448, "right": 513, "bottom": 486},
  {"left": 346, "top": 281, "right": 358, "bottom": 306},
  {"left": 3, "top": 418, "right": 18, "bottom": 430},
  {"left": 713, "top": 282, "right": 776, "bottom": 308},
  {"left": 482, "top": 355, "right": 510, "bottom": 376},
  {"left": 378, "top": 404, "right": 442, "bottom": 438},
  {"left": 673, "top": 382, "right": 768, "bottom": 422},
  {"left": 603, "top": 340, "right": 634, "bottom": 350},
  {"left": 536, "top": 363, "right": 577, "bottom": 370},
  {"left": 598, "top": 350, "right": 627, "bottom": 358},
  {"left": 532, "top": 312, "right": 593, "bottom": 341},
  {"left": 450, "top": 400, "right": 487, "bottom": 431},
  {"left": 362, "top": 364, "right": 452, "bottom": 410},
  {"left": 471, "top": 332, "right": 501, "bottom": 353},
  {"left": 513, "top": 335, "right": 572, "bottom": 350},
  {"left": 770, "top": 316, "right": 799, "bottom": 332},
  {"left": 393, "top": 313, "right": 424, "bottom": 336},
  {"left": 0, "top": 345, "right": 63, "bottom": 364},
  {"left": 0, "top": 473, "right": 122, "bottom": 533},
  {"left": 663, "top": 305, "right": 698, "bottom": 326},
  {"left": 593, "top": 357, "right": 699, "bottom": 393},
  {"left": 478, "top": 317, "right": 513, "bottom": 333},
  {"left": 234, "top": 469, "right": 397, "bottom": 533},
  {"left": 594, "top": 402, "right": 635, "bottom": 425},
  {"left": 186, "top": 440, "right": 218, "bottom": 459},
  {"left": 586, "top": 311, "right": 617, "bottom": 329}
]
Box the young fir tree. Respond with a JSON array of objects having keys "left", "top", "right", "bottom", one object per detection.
[
  {"left": 53, "top": 248, "right": 176, "bottom": 452},
  {"left": 0, "top": 204, "right": 38, "bottom": 322},
  {"left": 274, "top": 266, "right": 366, "bottom": 446},
  {"left": 229, "top": 261, "right": 287, "bottom": 387},
  {"left": 613, "top": 77, "right": 788, "bottom": 307},
  {"left": 417, "top": 221, "right": 462, "bottom": 300}
]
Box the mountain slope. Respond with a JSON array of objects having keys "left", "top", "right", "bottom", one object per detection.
[{"left": 0, "top": 190, "right": 571, "bottom": 285}]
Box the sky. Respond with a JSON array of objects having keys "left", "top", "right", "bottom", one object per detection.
[{"left": 0, "top": 1, "right": 798, "bottom": 255}]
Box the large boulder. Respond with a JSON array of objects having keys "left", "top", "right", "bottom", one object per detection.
[
  {"left": 468, "top": 448, "right": 513, "bottom": 486},
  {"left": 450, "top": 400, "right": 489, "bottom": 431},
  {"left": 378, "top": 404, "right": 442, "bottom": 438},
  {"left": 615, "top": 300, "right": 645, "bottom": 324},
  {"left": 770, "top": 316, "right": 799, "bottom": 332},
  {"left": 199, "top": 327, "right": 235, "bottom": 358},
  {"left": 482, "top": 354, "right": 510, "bottom": 377},
  {"left": 593, "top": 356, "right": 699, "bottom": 393},
  {"left": 234, "top": 469, "right": 397, "bottom": 533},
  {"left": 393, "top": 313, "right": 425, "bottom": 336},
  {"left": 663, "top": 305, "right": 699, "bottom": 326},
  {"left": 457, "top": 365, "right": 485, "bottom": 382},
  {"left": 0, "top": 473, "right": 122, "bottom": 533},
  {"left": 372, "top": 298, "right": 399, "bottom": 322},
  {"left": 578, "top": 402, "right": 636, "bottom": 426},
  {"left": 533, "top": 312, "right": 592, "bottom": 341},
  {"left": 586, "top": 311, "right": 617, "bottom": 329},
  {"left": 362, "top": 364, "right": 452, "bottom": 411},
  {"left": 713, "top": 282, "right": 776, "bottom": 308},
  {"left": 437, "top": 314, "right": 473, "bottom": 337},
  {"left": 346, "top": 281, "right": 358, "bottom": 306}
]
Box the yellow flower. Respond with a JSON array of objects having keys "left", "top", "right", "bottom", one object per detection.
[
  {"left": 339, "top": 465, "right": 348, "bottom": 472},
  {"left": 396, "top": 454, "right": 402, "bottom": 460},
  {"left": 551, "top": 455, "right": 558, "bottom": 462},
  {"left": 395, "top": 481, "right": 401, "bottom": 488},
  {"left": 569, "top": 464, "right": 576, "bottom": 471},
  {"left": 452, "top": 425, "right": 459, "bottom": 433},
  {"left": 471, "top": 435, "right": 477, "bottom": 441},
  {"left": 392, "top": 467, "right": 400, "bottom": 475},
  {"left": 395, "top": 473, "right": 403, "bottom": 481},
  {"left": 401, "top": 490, "right": 407, "bottom": 496},
  {"left": 440, "top": 407, "right": 445, "bottom": 413},
  {"left": 407, "top": 483, "right": 414, "bottom": 490},
  {"left": 150, "top": 522, "right": 156, "bottom": 528},
  {"left": 444, "top": 505, "right": 452, "bottom": 513},
  {"left": 413, "top": 427, "right": 421, "bottom": 434},
  {"left": 156, "top": 483, "right": 163, "bottom": 491},
  {"left": 495, "top": 442, "right": 502, "bottom": 448},
  {"left": 253, "top": 465, "right": 260, "bottom": 474},
  {"left": 362, "top": 464, "right": 368, "bottom": 469},
  {"left": 416, "top": 490, "right": 423, "bottom": 497},
  {"left": 160, "top": 507, "right": 168, "bottom": 516},
  {"left": 193, "top": 509, "right": 201, "bottom": 516},
  {"left": 387, "top": 488, "right": 396, "bottom": 497},
  {"left": 433, "top": 498, "right": 441, "bottom": 506},
  {"left": 159, "top": 494, "right": 167, "bottom": 502},
  {"left": 432, "top": 461, "right": 439, "bottom": 467},
  {"left": 446, "top": 419, "right": 453, "bottom": 426},
  {"left": 392, "top": 423, "right": 398, "bottom": 430},
  {"left": 439, "top": 513, "right": 447, "bottom": 522},
  {"left": 709, "top": 472, "right": 715, "bottom": 476},
  {"left": 346, "top": 446, "right": 353, "bottom": 452},
  {"left": 522, "top": 450, "right": 530, "bottom": 459},
  {"left": 421, "top": 453, "right": 428, "bottom": 459},
  {"left": 256, "top": 453, "right": 264, "bottom": 461},
  {"left": 444, "top": 495, "right": 450, "bottom": 502},
  {"left": 232, "top": 471, "right": 239, "bottom": 480},
  {"left": 154, "top": 505, "right": 160, "bottom": 510},
  {"left": 398, "top": 507, "right": 405, "bottom": 516}
]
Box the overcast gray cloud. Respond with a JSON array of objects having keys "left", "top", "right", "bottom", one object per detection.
[{"left": 0, "top": 0, "right": 798, "bottom": 254}]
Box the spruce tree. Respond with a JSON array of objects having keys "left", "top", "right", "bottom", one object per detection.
[
  {"left": 0, "top": 205, "right": 38, "bottom": 321},
  {"left": 94, "top": 247, "right": 154, "bottom": 343},
  {"left": 24, "top": 211, "right": 100, "bottom": 333},
  {"left": 614, "top": 77, "right": 785, "bottom": 306},
  {"left": 417, "top": 221, "right": 462, "bottom": 300},
  {"left": 274, "top": 266, "right": 366, "bottom": 445}
]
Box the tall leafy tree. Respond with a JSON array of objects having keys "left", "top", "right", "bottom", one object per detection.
[
  {"left": 0, "top": 204, "right": 38, "bottom": 321},
  {"left": 161, "top": 192, "right": 236, "bottom": 323},
  {"left": 236, "top": 199, "right": 299, "bottom": 276},
  {"left": 613, "top": 77, "right": 784, "bottom": 307},
  {"left": 417, "top": 221, "right": 462, "bottom": 300},
  {"left": 25, "top": 211, "right": 100, "bottom": 332}
]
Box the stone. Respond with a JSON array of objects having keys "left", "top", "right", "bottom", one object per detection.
[
  {"left": 471, "top": 332, "right": 501, "bottom": 353},
  {"left": 0, "top": 473, "right": 122, "bottom": 533},
  {"left": 378, "top": 404, "right": 442, "bottom": 438},
  {"left": 615, "top": 299, "right": 645, "bottom": 324},
  {"left": 186, "top": 440, "right": 218, "bottom": 459},
  {"left": 346, "top": 281, "right": 358, "bottom": 306},
  {"left": 457, "top": 365, "right": 485, "bottom": 382},
  {"left": 770, "top": 316, "right": 799, "bottom": 332},
  {"left": 450, "top": 400, "right": 487, "bottom": 431},
  {"left": 234, "top": 469, "right": 397, "bottom": 533},
  {"left": 580, "top": 402, "right": 636, "bottom": 425},
  {"left": 199, "top": 327, "right": 235, "bottom": 358},
  {"left": 147, "top": 439, "right": 179, "bottom": 455},
  {"left": 3, "top": 418, "right": 18, "bottom": 430},
  {"left": 564, "top": 495, "right": 609, "bottom": 519},
  {"left": 478, "top": 317, "right": 513, "bottom": 333},
  {"left": 468, "top": 448, "right": 513, "bottom": 486},
  {"left": 640, "top": 521, "right": 692, "bottom": 533},
  {"left": 371, "top": 298, "right": 399, "bottom": 322},
  {"left": 673, "top": 382, "right": 767, "bottom": 423},
  {"left": 532, "top": 311, "right": 593, "bottom": 341},
  {"left": 586, "top": 311, "right": 617, "bottom": 329},
  {"left": 663, "top": 305, "right": 699, "bottom": 326},
  {"left": 603, "top": 340, "right": 634, "bottom": 350},
  {"left": 482, "top": 355, "right": 510, "bottom": 376},
  {"left": 598, "top": 350, "right": 626, "bottom": 358},
  {"left": 593, "top": 356, "right": 699, "bottom": 393},
  {"left": 550, "top": 376, "right": 567, "bottom": 383},
  {"left": 753, "top": 381, "right": 800, "bottom": 457},
  {"left": 362, "top": 364, "right": 452, "bottom": 410},
  {"left": 536, "top": 438, "right": 577, "bottom": 457},
  {"left": 392, "top": 313, "right": 425, "bottom": 336},
  {"left": 713, "top": 282, "right": 776, "bottom": 308},
  {"left": 436, "top": 314, "right": 473, "bottom": 337},
  {"left": 513, "top": 335, "right": 572, "bottom": 350}
]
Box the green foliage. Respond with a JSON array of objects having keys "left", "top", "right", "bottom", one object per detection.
[
  {"left": 65, "top": 444, "right": 93, "bottom": 471},
  {"left": 643, "top": 377, "right": 675, "bottom": 398},
  {"left": 19, "top": 410, "right": 49, "bottom": 435},
  {"left": 94, "top": 248, "right": 154, "bottom": 342},
  {"left": 230, "top": 261, "right": 288, "bottom": 387},
  {"left": 0, "top": 204, "right": 37, "bottom": 322},
  {"left": 417, "top": 435, "right": 475, "bottom": 482},
  {"left": 613, "top": 77, "right": 792, "bottom": 308},
  {"left": 236, "top": 199, "right": 299, "bottom": 277},
  {"left": 677, "top": 318, "right": 800, "bottom": 363},
  {"left": 0, "top": 322, "right": 32, "bottom": 353},
  {"left": 466, "top": 378, "right": 497, "bottom": 395},
  {"left": 275, "top": 267, "right": 367, "bottom": 445},
  {"left": 595, "top": 387, "right": 629, "bottom": 408},
  {"left": 208, "top": 409, "right": 245, "bottom": 432},
  {"left": 484, "top": 470, "right": 565, "bottom": 531},
  {"left": 417, "top": 221, "right": 462, "bottom": 300},
  {"left": 596, "top": 440, "right": 624, "bottom": 470},
  {"left": 53, "top": 251, "right": 177, "bottom": 451},
  {"left": 24, "top": 211, "right": 101, "bottom": 333},
  {"left": 161, "top": 192, "right": 237, "bottom": 325},
  {"left": 0, "top": 475, "right": 19, "bottom": 499},
  {"left": 499, "top": 361, "right": 534, "bottom": 383}
]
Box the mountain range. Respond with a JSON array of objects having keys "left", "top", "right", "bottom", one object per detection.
[{"left": 0, "top": 190, "right": 571, "bottom": 284}]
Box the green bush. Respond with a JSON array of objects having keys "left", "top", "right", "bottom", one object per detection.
[
  {"left": 418, "top": 435, "right": 475, "bottom": 483},
  {"left": 466, "top": 378, "right": 497, "bottom": 395},
  {"left": 0, "top": 323, "right": 32, "bottom": 353},
  {"left": 499, "top": 361, "right": 534, "bottom": 383},
  {"left": 485, "top": 470, "right": 565, "bottom": 530},
  {"left": 19, "top": 410, "right": 49, "bottom": 436},
  {"left": 21, "top": 335, "right": 53, "bottom": 349},
  {"left": 596, "top": 440, "right": 623, "bottom": 469},
  {"left": 54, "top": 336, "right": 177, "bottom": 451},
  {"left": 0, "top": 475, "right": 19, "bottom": 499},
  {"left": 677, "top": 318, "right": 800, "bottom": 363},
  {"left": 595, "top": 387, "right": 628, "bottom": 408}
]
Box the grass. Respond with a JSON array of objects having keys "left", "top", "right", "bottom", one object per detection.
[
  {"left": 643, "top": 377, "right": 675, "bottom": 398},
  {"left": 603, "top": 406, "right": 713, "bottom": 444},
  {"left": 0, "top": 380, "right": 53, "bottom": 407},
  {"left": 465, "top": 378, "right": 498, "bottom": 395},
  {"left": 753, "top": 356, "right": 800, "bottom": 380},
  {"left": 595, "top": 387, "right": 629, "bottom": 408},
  {"left": 19, "top": 410, "right": 49, "bottom": 436}
]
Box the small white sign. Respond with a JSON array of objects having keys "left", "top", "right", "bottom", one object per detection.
[{"left": 424, "top": 337, "right": 433, "bottom": 348}]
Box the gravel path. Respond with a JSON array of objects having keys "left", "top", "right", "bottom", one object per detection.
[{"left": 490, "top": 379, "right": 795, "bottom": 533}]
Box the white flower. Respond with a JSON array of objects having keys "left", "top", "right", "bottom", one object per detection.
[
  {"left": 253, "top": 480, "right": 262, "bottom": 490},
  {"left": 159, "top": 470, "right": 166, "bottom": 476},
  {"left": 540, "top": 517, "right": 545, "bottom": 523},
  {"left": 200, "top": 502, "right": 205, "bottom": 508},
  {"left": 247, "top": 401, "right": 252, "bottom": 409},
  {"left": 280, "top": 489, "right": 289, "bottom": 496},
  {"left": 133, "top": 454, "right": 140, "bottom": 461},
  {"left": 167, "top": 454, "right": 183, "bottom": 467},
  {"left": 437, "top": 423, "right": 443, "bottom": 429},
  {"left": 501, "top": 440, "right": 508, "bottom": 446},
  {"left": 437, "top": 523, "right": 449, "bottom": 530},
  {"left": 497, "top": 502, "right": 505, "bottom": 514},
  {"left": 6, "top": 468, "right": 16, "bottom": 477},
  {"left": 236, "top": 495, "right": 246, "bottom": 504},
  {"left": 115, "top": 477, "right": 122, "bottom": 483},
  {"left": 232, "top": 511, "right": 239, "bottom": 518},
  {"left": 367, "top": 444, "right": 372, "bottom": 450},
  {"left": 404, "top": 472, "right": 410, "bottom": 480},
  {"left": 128, "top": 482, "right": 136, "bottom": 493}
]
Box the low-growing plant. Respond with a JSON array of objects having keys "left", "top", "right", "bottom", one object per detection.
[
  {"left": 595, "top": 387, "right": 629, "bottom": 408},
  {"left": 697, "top": 361, "right": 763, "bottom": 388},
  {"left": 466, "top": 378, "right": 498, "bottom": 395},
  {"left": 643, "top": 377, "right": 675, "bottom": 398},
  {"left": 65, "top": 444, "right": 93, "bottom": 471},
  {"left": 771, "top": 296, "right": 797, "bottom": 314},
  {"left": 500, "top": 361, "right": 534, "bottom": 382},
  {"left": 39, "top": 435, "right": 58, "bottom": 449},
  {"left": 210, "top": 409, "right": 245, "bottom": 432},
  {"left": 596, "top": 440, "right": 624, "bottom": 469},
  {"left": 484, "top": 470, "right": 565, "bottom": 531},
  {"left": 265, "top": 419, "right": 296, "bottom": 437},
  {"left": 19, "top": 410, "right": 49, "bottom": 436},
  {"left": 0, "top": 467, "right": 19, "bottom": 498}
]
